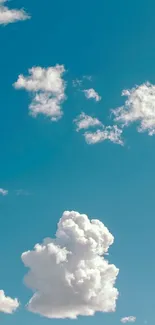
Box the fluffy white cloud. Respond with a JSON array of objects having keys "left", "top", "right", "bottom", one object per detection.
[
  {"left": 14, "top": 65, "right": 66, "bottom": 121},
  {"left": 84, "top": 125, "right": 123, "bottom": 145},
  {"left": 112, "top": 82, "right": 155, "bottom": 135},
  {"left": 83, "top": 88, "right": 101, "bottom": 102},
  {"left": 22, "top": 210, "right": 119, "bottom": 319},
  {"left": 121, "top": 316, "right": 136, "bottom": 323},
  {"left": 0, "top": 290, "right": 19, "bottom": 314},
  {"left": 74, "top": 112, "right": 102, "bottom": 131},
  {"left": 0, "top": 188, "right": 8, "bottom": 196},
  {"left": 0, "top": 0, "right": 30, "bottom": 25}
]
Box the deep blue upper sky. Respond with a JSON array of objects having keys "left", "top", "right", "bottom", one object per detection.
[{"left": 0, "top": 0, "right": 155, "bottom": 324}]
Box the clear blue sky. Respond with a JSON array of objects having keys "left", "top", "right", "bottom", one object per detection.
[{"left": 0, "top": 0, "right": 154, "bottom": 325}]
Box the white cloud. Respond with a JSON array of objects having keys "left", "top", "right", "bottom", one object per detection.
[
  {"left": 22, "top": 210, "right": 119, "bottom": 319},
  {"left": 74, "top": 113, "right": 123, "bottom": 145},
  {"left": 0, "top": 0, "right": 30, "bottom": 25},
  {"left": 0, "top": 188, "right": 8, "bottom": 196},
  {"left": 121, "top": 316, "right": 136, "bottom": 323},
  {"left": 83, "top": 88, "right": 101, "bottom": 102},
  {"left": 74, "top": 112, "right": 102, "bottom": 131},
  {"left": 112, "top": 82, "right": 155, "bottom": 135},
  {"left": 14, "top": 65, "right": 66, "bottom": 121},
  {"left": 0, "top": 290, "right": 19, "bottom": 314},
  {"left": 84, "top": 125, "right": 123, "bottom": 145}
]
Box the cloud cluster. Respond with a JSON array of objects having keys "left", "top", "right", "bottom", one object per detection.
[
  {"left": 112, "top": 82, "right": 155, "bottom": 136},
  {"left": 121, "top": 316, "right": 136, "bottom": 323},
  {"left": 14, "top": 65, "right": 66, "bottom": 121},
  {"left": 0, "top": 0, "right": 30, "bottom": 25},
  {"left": 85, "top": 125, "right": 123, "bottom": 145},
  {"left": 74, "top": 113, "right": 123, "bottom": 145},
  {"left": 21, "top": 210, "right": 119, "bottom": 319},
  {"left": 0, "top": 290, "right": 19, "bottom": 314},
  {"left": 83, "top": 88, "right": 101, "bottom": 102},
  {"left": 0, "top": 188, "right": 8, "bottom": 196}
]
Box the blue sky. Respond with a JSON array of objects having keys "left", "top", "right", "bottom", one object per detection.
[{"left": 0, "top": 0, "right": 155, "bottom": 324}]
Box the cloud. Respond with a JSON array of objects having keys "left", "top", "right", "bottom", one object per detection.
[
  {"left": 72, "top": 78, "right": 83, "bottom": 88},
  {"left": 72, "top": 75, "right": 92, "bottom": 88},
  {"left": 74, "top": 113, "right": 123, "bottom": 145},
  {"left": 121, "top": 317, "right": 136, "bottom": 323},
  {"left": 14, "top": 65, "right": 66, "bottom": 121},
  {"left": 74, "top": 112, "right": 102, "bottom": 131},
  {"left": 83, "top": 75, "right": 92, "bottom": 81},
  {"left": 0, "top": 188, "right": 8, "bottom": 196},
  {"left": 0, "top": 0, "right": 30, "bottom": 25},
  {"left": 84, "top": 125, "right": 123, "bottom": 145},
  {"left": 22, "top": 210, "right": 119, "bottom": 319},
  {"left": 83, "top": 88, "right": 101, "bottom": 102},
  {"left": 15, "top": 189, "right": 31, "bottom": 196},
  {"left": 112, "top": 82, "right": 155, "bottom": 135},
  {"left": 0, "top": 290, "right": 19, "bottom": 314}
]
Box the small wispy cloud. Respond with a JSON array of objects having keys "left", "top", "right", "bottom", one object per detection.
[
  {"left": 15, "top": 189, "right": 31, "bottom": 196},
  {"left": 74, "top": 112, "right": 102, "bottom": 131},
  {"left": 0, "top": 188, "right": 8, "bottom": 196},
  {"left": 0, "top": 290, "right": 19, "bottom": 314},
  {"left": 83, "top": 75, "right": 92, "bottom": 81},
  {"left": 83, "top": 88, "right": 101, "bottom": 102},
  {"left": 72, "top": 75, "right": 92, "bottom": 88},
  {"left": 121, "top": 316, "right": 136, "bottom": 323},
  {"left": 0, "top": 0, "right": 30, "bottom": 25},
  {"left": 72, "top": 78, "right": 83, "bottom": 88}
]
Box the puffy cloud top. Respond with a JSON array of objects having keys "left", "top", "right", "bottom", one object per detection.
[{"left": 22, "top": 211, "right": 119, "bottom": 319}]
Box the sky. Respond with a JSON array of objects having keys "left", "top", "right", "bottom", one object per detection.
[{"left": 0, "top": 0, "right": 155, "bottom": 324}]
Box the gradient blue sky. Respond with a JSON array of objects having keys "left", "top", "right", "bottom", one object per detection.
[{"left": 0, "top": 0, "right": 155, "bottom": 324}]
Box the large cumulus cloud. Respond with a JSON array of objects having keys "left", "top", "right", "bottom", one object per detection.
[{"left": 22, "top": 211, "right": 119, "bottom": 319}]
